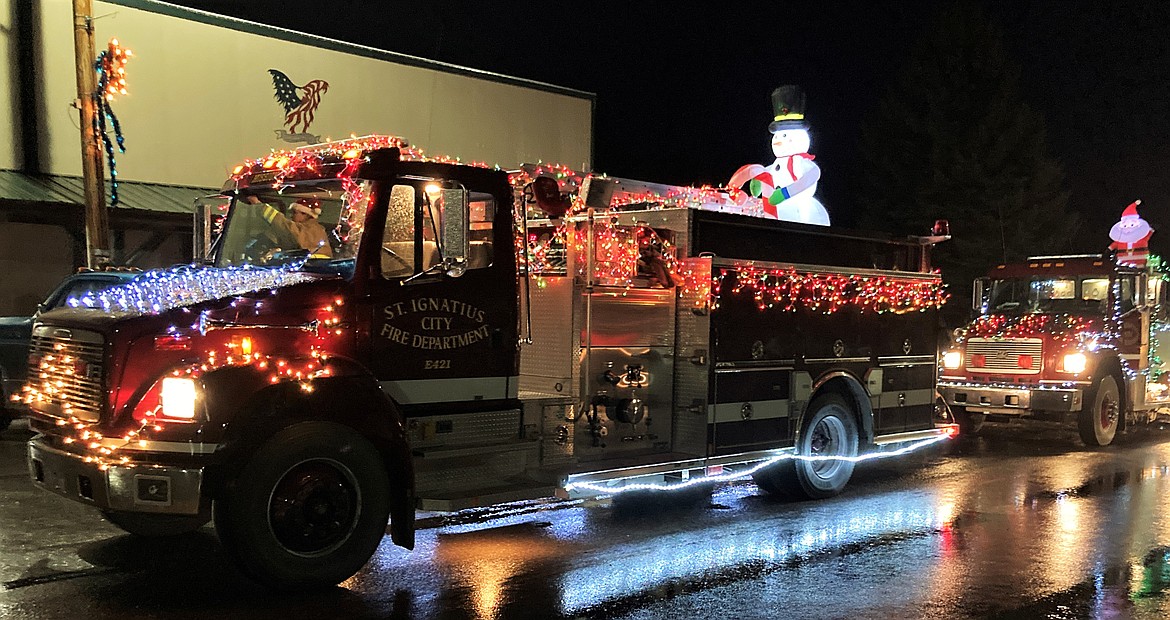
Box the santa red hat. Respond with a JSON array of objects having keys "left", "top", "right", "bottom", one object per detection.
[
  {"left": 291, "top": 201, "right": 322, "bottom": 219},
  {"left": 1121, "top": 199, "right": 1142, "bottom": 218}
]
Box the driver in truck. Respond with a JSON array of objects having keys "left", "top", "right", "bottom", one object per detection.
[{"left": 244, "top": 194, "right": 333, "bottom": 259}]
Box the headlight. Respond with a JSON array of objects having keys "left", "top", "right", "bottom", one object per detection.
[
  {"left": 1062, "top": 352, "right": 1087, "bottom": 374},
  {"left": 942, "top": 351, "right": 962, "bottom": 369},
  {"left": 160, "top": 377, "right": 198, "bottom": 419}
]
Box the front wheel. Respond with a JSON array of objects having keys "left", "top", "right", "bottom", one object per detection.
[
  {"left": 1079, "top": 375, "right": 1120, "bottom": 446},
  {"left": 950, "top": 405, "right": 985, "bottom": 435},
  {"left": 753, "top": 394, "right": 859, "bottom": 499},
  {"left": 213, "top": 422, "right": 391, "bottom": 590}
]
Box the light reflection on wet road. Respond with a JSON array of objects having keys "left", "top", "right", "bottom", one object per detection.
[{"left": 4, "top": 423, "right": 1170, "bottom": 619}]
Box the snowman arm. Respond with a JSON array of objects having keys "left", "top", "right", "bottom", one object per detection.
[
  {"left": 728, "top": 164, "right": 767, "bottom": 189},
  {"left": 778, "top": 162, "right": 821, "bottom": 199}
]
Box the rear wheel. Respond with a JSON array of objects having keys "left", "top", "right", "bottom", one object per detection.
[
  {"left": 753, "top": 394, "right": 859, "bottom": 500},
  {"left": 1079, "top": 375, "right": 1120, "bottom": 446},
  {"left": 213, "top": 422, "right": 391, "bottom": 590},
  {"left": 102, "top": 510, "right": 209, "bottom": 537}
]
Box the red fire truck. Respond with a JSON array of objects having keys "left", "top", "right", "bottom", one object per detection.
[
  {"left": 23, "top": 136, "right": 955, "bottom": 589},
  {"left": 938, "top": 253, "right": 1170, "bottom": 445}
]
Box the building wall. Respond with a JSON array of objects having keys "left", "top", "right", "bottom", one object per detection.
[
  {"left": 0, "top": 0, "right": 594, "bottom": 187},
  {"left": 0, "top": 223, "right": 74, "bottom": 315}
]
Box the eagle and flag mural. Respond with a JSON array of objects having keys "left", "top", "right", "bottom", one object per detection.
[{"left": 268, "top": 68, "right": 330, "bottom": 144}]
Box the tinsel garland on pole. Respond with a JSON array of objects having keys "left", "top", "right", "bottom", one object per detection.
[{"left": 93, "top": 38, "right": 130, "bottom": 207}]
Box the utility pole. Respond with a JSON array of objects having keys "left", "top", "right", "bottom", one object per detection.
[{"left": 72, "top": 0, "right": 110, "bottom": 268}]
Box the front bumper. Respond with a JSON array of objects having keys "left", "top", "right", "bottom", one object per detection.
[
  {"left": 938, "top": 382, "right": 1084, "bottom": 414},
  {"left": 27, "top": 436, "right": 204, "bottom": 515}
]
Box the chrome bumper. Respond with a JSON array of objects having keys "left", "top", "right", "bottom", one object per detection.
[
  {"left": 27, "top": 436, "right": 204, "bottom": 515},
  {"left": 938, "top": 383, "right": 1084, "bottom": 414}
]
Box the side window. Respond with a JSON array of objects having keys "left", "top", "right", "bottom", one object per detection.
[
  {"left": 382, "top": 185, "right": 419, "bottom": 278},
  {"left": 1118, "top": 277, "right": 1135, "bottom": 314},
  {"left": 468, "top": 195, "right": 495, "bottom": 269},
  {"left": 381, "top": 182, "right": 495, "bottom": 278}
]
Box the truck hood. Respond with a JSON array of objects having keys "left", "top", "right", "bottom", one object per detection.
[
  {"left": 963, "top": 312, "right": 1105, "bottom": 343},
  {"left": 34, "top": 264, "right": 345, "bottom": 343},
  {"left": 31, "top": 270, "right": 350, "bottom": 431}
]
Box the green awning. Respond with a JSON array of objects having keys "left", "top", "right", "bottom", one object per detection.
[{"left": 0, "top": 170, "right": 215, "bottom": 214}]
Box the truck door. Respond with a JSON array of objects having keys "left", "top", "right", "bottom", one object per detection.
[
  {"left": 365, "top": 179, "right": 518, "bottom": 411},
  {"left": 1117, "top": 274, "right": 1147, "bottom": 368}
]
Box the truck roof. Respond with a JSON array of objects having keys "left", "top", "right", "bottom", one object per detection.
[{"left": 990, "top": 255, "right": 1114, "bottom": 278}]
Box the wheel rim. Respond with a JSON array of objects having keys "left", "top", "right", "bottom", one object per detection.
[
  {"left": 808, "top": 414, "right": 848, "bottom": 479},
  {"left": 1099, "top": 393, "right": 1118, "bottom": 432},
  {"left": 268, "top": 458, "right": 361, "bottom": 557}
]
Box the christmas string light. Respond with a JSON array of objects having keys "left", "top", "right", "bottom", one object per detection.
[
  {"left": 23, "top": 296, "right": 351, "bottom": 469},
  {"left": 66, "top": 262, "right": 318, "bottom": 315},
  {"left": 564, "top": 434, "right": 951, "bottom": 495},
  {"left": 961, "top": 313, "right": 1102, "bottom": 343},
  {"left": 714, "top": 266, "right": 948, "bottom": 315},
  {"left": 232, "top": 135, "right": 499, "bottom": 247}
]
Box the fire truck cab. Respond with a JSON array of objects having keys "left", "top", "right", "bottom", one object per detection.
[
  {"left": 938, "top": 253, "right": 1170, "bottom": 445},
  {"left": 24, "top": 137, "right": 956, "bottom": 589}
]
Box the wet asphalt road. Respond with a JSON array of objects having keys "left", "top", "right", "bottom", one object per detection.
[{"left": 4, "top": 420, "right": 1170, "bottom": 619}]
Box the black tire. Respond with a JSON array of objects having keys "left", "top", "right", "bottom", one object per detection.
[
  {"left": 102, "top": 510, "right": 209, "bottom": 537},
  {"left": 1078, "top": 375, "right": 1120, "bottom": 447},
  {"left": 0, "top": 412, "right": 11, "bottom": 434},
  {"left": 753, "top": 393, "right": 859, "bottom": 500},
  {"left": 951, "top": 405, "right": 985, "bottom": 435},
  {"left": 213, "top": 422, "right": 391, "bottom": 590}
]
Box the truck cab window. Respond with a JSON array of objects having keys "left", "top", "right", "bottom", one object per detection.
[
  {"left": 1118, "top": 277, "right": 1136, "bottom": 314},
  {"left": 216, "top": 180, "right": 365, "bottom": 273},
  {"left": 382, "top": 184, "right": 427, "bottom": 277},
  {"left": 381, "top": 183, "right": 495, "bottom": 279},
  {"left": 467, "top": 194, "right": 495, "bottom": 269}
]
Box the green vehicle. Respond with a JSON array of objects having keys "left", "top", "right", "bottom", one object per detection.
[{"left": 0, "top": 271, "right": 138, "bottom": 432}]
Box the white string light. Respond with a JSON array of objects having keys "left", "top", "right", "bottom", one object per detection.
[
  {"left": 563, "top": 435, "right": 951, "bottom": 495},
  {"left": 67, "top": 262, "right": 318, "bottom": 316}
]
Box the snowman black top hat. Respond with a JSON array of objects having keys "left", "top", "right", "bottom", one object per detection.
[{"left": 768, "top": 85, "right": 808, "bottom": 133}]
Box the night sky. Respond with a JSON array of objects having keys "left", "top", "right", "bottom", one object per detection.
[{"left": 169, "top": 0, "right": 1170, "bottom": 242}]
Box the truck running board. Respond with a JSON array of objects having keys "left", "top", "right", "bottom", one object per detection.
[{"left": 416, "top": 482, "right": 560, "bottom": 512}]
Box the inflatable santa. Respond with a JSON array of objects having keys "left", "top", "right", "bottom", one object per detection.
[
  {"left": 1108, "top": 200, "right": 1153, "bottom": 268},
  {"left": 728, "top": 85, "right": 831, "bottom": 226}
]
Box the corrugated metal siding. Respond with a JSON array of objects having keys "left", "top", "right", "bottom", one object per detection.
[{"left": 0, "top": 170, "right": 214, "bottom": 214}]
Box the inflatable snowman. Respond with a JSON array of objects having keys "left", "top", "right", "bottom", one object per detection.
[
  {"left": 1108, "top": 199, "right": 1153, "bottom": 268},
  {"left": 728, "top": 85, "right": 831, "bottom": 226}
]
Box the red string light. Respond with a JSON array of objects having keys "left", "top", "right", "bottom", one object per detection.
[{"left": 715, "top": 266, "right": 948, "bottom": 314}]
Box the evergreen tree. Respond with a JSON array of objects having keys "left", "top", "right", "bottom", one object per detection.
[{"left": 857, "top": 3, "right": 1080, "bottom": 325}]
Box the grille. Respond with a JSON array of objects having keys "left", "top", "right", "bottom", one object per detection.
[
  {"left": 965, "top": 338, "right": 1043, "bottom": 375},
  {"left": 26, "top": 326, "right": 106, "bottom": 422}
]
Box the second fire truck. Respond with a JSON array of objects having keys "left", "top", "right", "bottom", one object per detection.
[{"left": 939, "top": 252, "right": 1170, "bottom": 445}]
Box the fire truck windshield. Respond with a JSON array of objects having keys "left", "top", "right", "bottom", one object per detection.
[
  {"left": 987, "top": 276, "right": 1109, "bottom": 315},
  {"left": 216, "top": 180, "right": 370, "bottom": 275}
]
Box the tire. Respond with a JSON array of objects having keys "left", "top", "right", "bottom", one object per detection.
[
  {"left": 213, "top": 422, "right": 391, "bottom": 590},
  {"left": 0, "top": 412, "right": 11, "bottom": 434},
  {"left": 1079, "top": 375, "right": 1120, "bottom": 447},
  {"left": 753, "top": 393, "right": 859, "bottom": 500},
  {"left": 950, "top": 405, "right": 985, "bottom": 435},
  {"left": 102, "top": 510, "right": 209, "bottom": 537}
]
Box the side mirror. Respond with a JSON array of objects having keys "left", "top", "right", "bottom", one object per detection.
[
  {"left": 194, "top": 195, "right": 230, "bottom": 263},
  {"left": 440, "top": 188, "right": 469, "bottom": 277},
  {"left": 972, "top": 277, "right": 989, "bottom": 314}
]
